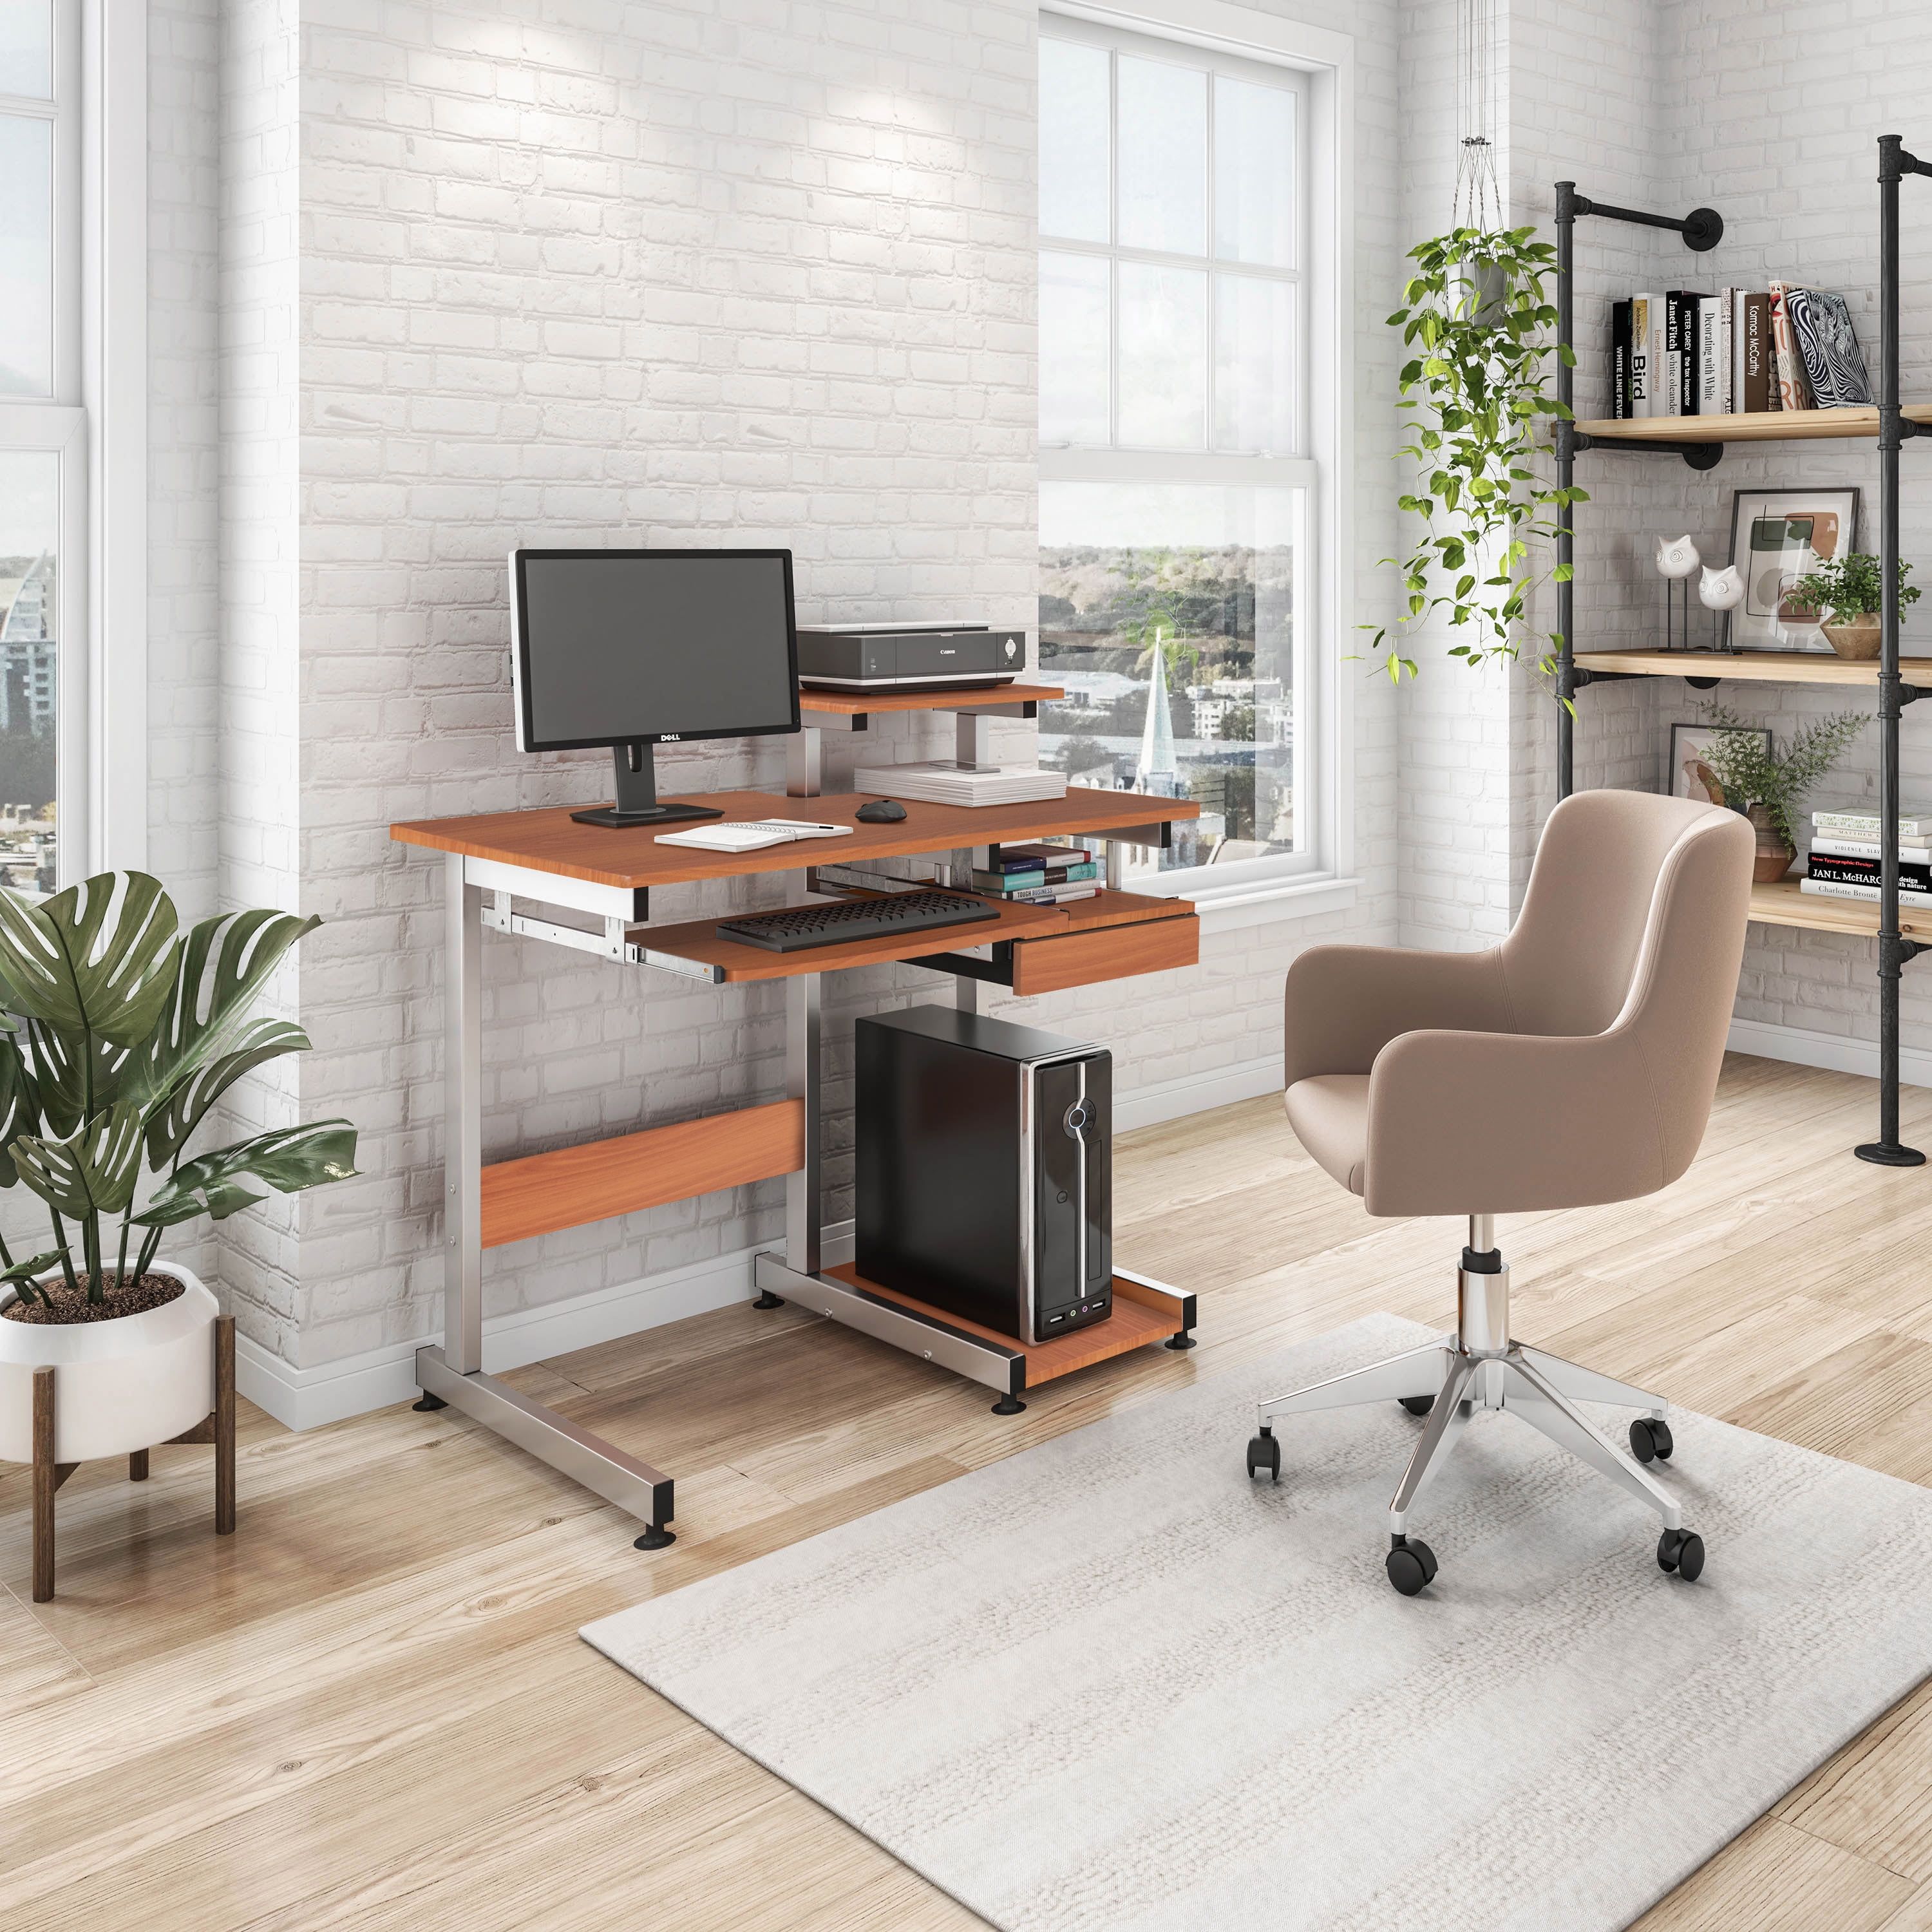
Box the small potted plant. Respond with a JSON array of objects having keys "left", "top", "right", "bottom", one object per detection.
[
  {"left": 0, "top": 873, "right": 356, "bottom": 1477},
  {"left": 1697, "top": 705, "right": 1870, "bottom": 880},
  {"left": 1789, "top": 553, "right": 1921, "bottom": 661}
]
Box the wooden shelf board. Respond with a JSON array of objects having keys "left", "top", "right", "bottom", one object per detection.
[
  {"left": 823, "top": 1264, "right": 1182, "bottom": 1383},
  {"left": 1575, "top": 404, "right": 1932, "bottom": 444},
  {"left": 480, "top": 1101, "right": 804, "bottom": 1248},
  {"left": 1749, "top": 878, "right": 1932, "bottom": 939},
  {"left": 393, "top": 786, "right": 1198, "bottom": 891},
  {"left": 1575, "top": 649, "right": 1932, "bottom": 687},
  {"left": 800, "top": 682, "right": 1063, "bottom": 717},
  {"left": 634, "top": 886, "right": 1191, "bottom": 982}
]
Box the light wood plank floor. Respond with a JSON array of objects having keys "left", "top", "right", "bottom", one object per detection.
[{"left": 3, "top": 1053, "right": 1931, "bottom": 1931}]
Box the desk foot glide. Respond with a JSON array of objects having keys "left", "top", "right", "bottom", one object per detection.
[
  {"left": 634, "top": 1524, "right": 677, "bottom": 1551},
  {"left": 1165, "top": 1331, "right": 1197, "bottom": 1350},
  {"left": 412, "top": 1392, "right": 448, "bottom": 1412},
  {"left": 751, "top": 1290, "right": 785, "bottom": 1310},
  {"left": 990, "top": 1392, "right": 1027, "bottom": 1416}
]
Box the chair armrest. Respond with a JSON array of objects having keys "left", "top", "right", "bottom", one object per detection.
[
  {"left": 1362, "top": 1027, "right": 1665, "bottom": 1217},
  {"left": 1283, "top": 944, "right": 1515, "bottom": 1087}
]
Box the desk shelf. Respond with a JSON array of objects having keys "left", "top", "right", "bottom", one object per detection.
[{"left": 799, "top": 681, "right": 1063, "bottom": 719}]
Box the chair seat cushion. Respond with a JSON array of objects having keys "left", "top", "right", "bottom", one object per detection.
[{"left": 1285, "top": 1074, "right": 1370, "bottom": 1196}]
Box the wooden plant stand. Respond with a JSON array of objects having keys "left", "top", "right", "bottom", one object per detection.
[{"left": 32, "top": 1314, "right": 236, "bottom": 1603}]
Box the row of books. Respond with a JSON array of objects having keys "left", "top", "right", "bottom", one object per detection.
[
  {"left": 970, "top": 843, "right": 1100, "bottom": 906},
  {"left": 1799, "top": 808, "right": 1932, "bottom": 905},
  {"left": 1607, "top": 285, "right": 1871, "bottom": 420}
]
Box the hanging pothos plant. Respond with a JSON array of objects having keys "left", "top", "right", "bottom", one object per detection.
[{"left": 1363, "top": 224, "right": 1584, "bottom": 682}]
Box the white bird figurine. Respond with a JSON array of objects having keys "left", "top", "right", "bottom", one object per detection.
[
  {"left": 1698, "top": 564, "right": 1745, "bottom": 611},
  {"left": 1655, "top": 535, "right": 1702, "bottom": 579}
]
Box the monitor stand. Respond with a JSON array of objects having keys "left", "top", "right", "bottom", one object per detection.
[{"left": 571, "top": 743, "right": 726, "bottom": 829}]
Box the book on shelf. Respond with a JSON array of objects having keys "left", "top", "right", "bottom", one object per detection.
[
  {"left": 1698, "top": 294, "right": 1728, "bottom": 415},
  {"left": 1799, "top": 876, "right": 1932, "bottom": 905},
  {"left": 1738, "top": 291, "right": 1777, "bottom": 412},
  {"left": 971, "top": 861, "right": 1099, "bottom": 894},
  {"left": 1808, "top": 836, "right": 1932, "bottom": 860},
  {"left": 1671, "top": 292, "right": 1708, "bottom": 414},
  {"left": 977, "top": 842, "right": 1094, "bottom": 873},
  {"left": 1812, "top": 808, "right": 1932, "bottom": 837},
  {"left": 851, "top": 762, "right": 1066, "bottom": 808},
  {"left": 1786, "top": 287, "right": 1875, "bottom": 408},
  {"left": 1610, "top": 299, "right": 1633, "bottom": 418},
  {"left": 1767, "top": 281, "right": 1814, "bottom": 410},
  {"left": 1806, "top": 853, "right": 1932, "bottom": 893},
  {"left": 1632, "top": 293, "right": 1656, "bottom": 417},
  {"left": 992, "top": 882, "right": 1100, "bottom": 907}
]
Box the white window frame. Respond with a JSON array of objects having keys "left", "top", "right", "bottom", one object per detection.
[
  {"left": 1039, "top": 0, "right": 1355, "bottom": 913},
  {"left": 0, "top": 0, "right": 146, "bottom": 887}
]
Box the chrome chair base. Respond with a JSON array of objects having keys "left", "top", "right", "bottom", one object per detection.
[{"left": 1247, "top": 1219, "right": 1705, "bottom": 1592}]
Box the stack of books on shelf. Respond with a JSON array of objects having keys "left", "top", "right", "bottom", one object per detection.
[
  {"left": 851, "top": 762, "right": 1066, "bottom": 808},
  {"left": 1801, "top": 810, "right": 1932, "bottom": 905},
  {"left": 969, "top": 843, "right": 1100, "bottom": 906},
  {"left": 1607, "top": 283, "right": 1871, "bottom": 419}
]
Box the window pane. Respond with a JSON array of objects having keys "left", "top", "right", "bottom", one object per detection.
[
  {"left": 1038, "top": 480, "right": 1300, "bottom": 878},
  {"left": 0, "top": 2, "right": 52, "bottom": 99},
  {"left": 1117, "top": 261, "right": 1205, "bottom": 449},
  {"left": 0, "top": 450, "right": 59, "bottom": 892},
  {"left": 1040, "top": 252, "right": 1110, "bottom": 446},
  {"left": 1214, "top": 76, "right": 1295, "bottom": 267},
  {"left": 0, "top": 115, "right": 53, "bottom": 399},
  {"left": 1116, "top": 56, "right": 1206, "bottom": 255},
  {"left": 1039, "top": 38, "right": 1110, "bottom": 243},
  {"left": 1214, "top": 275, "right": 1294, "bottom": 453}
]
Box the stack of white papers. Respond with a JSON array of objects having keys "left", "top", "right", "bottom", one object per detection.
[{"left": 851, "top": 763, "right": 1067, "bottom": 808}]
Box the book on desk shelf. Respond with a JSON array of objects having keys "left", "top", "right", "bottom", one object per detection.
[
  {"left": 982, "top": 880, "right": 1100, "bottom": 906},
  {"left": 852, "top": 762, "right": 1066, "bottom": 808},
  {"left": 1806, "top": 851, "right": 1932, "bottom": 894},
  {"left": 971, "top": 859, "right": 1098, "bottom": 894},
  {"left": 978, "top": 841, "right": 1092, "bottom": 874},
  {"left": 1800, "top": 876, "right": 1932, "bottom": 906},
  {"left": 1809, "top": 836, "right": 1932, "bottom": 861}
]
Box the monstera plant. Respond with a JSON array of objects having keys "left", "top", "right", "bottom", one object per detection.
[{"left": 0, "top": 873, "right": 357, "bottom": 1479}]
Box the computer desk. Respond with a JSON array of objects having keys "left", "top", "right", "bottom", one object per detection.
[{"left": 392, "top": 724, "right": 1202, "bottom": 1548}]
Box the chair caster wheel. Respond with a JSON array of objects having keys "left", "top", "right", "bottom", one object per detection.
[
  {"left": 1245, "top": 1430, "right": 1280, "bottom": 1481},
  {"left": 1387, "top": 1537, "right": 1438, "bottom": 1596},
  {"left": 1630, "top": 1417, "right": 1674, "bottom": 1463},
  {"left": 1399, "top": 1395, "right": 1435, "bottom": 1416},
  {"left": 1657, "top": 1528, "right": 1705, "bottom": 1581}
]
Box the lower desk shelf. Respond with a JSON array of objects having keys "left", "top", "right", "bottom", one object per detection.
[
  {"left": 752, "top": 1251, "right": 1196, "bottom": 1405},
  {"left": 1750, "top": 877, "right": 1932, "bottom": 939}
]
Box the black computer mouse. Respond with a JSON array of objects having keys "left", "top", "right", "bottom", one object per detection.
[{"left": 855, "top": 799, "right": 907, "bottom": 823}]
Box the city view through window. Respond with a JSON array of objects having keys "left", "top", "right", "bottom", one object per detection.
[
  {"left": 0, "top": 452, "right": 58, "bottom": 895},
  {"left": 1037, "top": 482, "right": 1299, "bottom": 877}
]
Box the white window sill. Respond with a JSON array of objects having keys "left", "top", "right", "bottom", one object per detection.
[{"left": 1133, "top": 871, "right": 1362, "bottom": 935}]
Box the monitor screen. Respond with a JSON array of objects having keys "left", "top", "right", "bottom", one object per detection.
[{"left": 511, "top": 549, "right": 799, "bottom": 752}]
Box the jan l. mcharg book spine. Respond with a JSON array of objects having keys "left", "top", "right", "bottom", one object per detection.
[
  {"left": 1631, "top": 293, "right": 1656, "bottom": 417},
  {"left": 1808, "top": 852, "right": 1932, "bottom": 891},
  {"left": 1739, "top": 292, "right": 1777, "bottom": 412},
  {"left": 1768, "top": 280, "right": 1814, "bottom": 410},
  {"left": 1611, "top": 299, "right": 1633, "bottom": 418}
]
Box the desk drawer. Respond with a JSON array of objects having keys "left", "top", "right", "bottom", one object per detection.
[{"left": 1010, "top": 912, "right": 1199, "bottom": 996}]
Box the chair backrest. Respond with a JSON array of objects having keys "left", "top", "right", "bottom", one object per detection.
[{"left": 1501, "top": 788, "right": 1755, "bottom": 1182}]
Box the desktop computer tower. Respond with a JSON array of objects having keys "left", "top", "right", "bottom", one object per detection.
[{"left": 855, "top": 1007, "right": 1112, "bottom": 1345}]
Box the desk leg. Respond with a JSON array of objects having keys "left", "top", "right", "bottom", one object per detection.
[
  {"left": 442, "top": 853, "right": 484, "bottom": 1379},
  {"left": 783, "top": 972, "right": 823, "bottom": 1279}
]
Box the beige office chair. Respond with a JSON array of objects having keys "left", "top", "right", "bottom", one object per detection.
[{"left": 1247, "top": 790, "right": 1754, "bottom": 1595}]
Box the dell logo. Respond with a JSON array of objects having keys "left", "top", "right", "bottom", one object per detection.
[{"left": 661, "top": 733, "right": 682, "bottom": 741}]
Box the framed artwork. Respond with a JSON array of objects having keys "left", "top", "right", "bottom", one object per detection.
[
  {"left": 1670, "top": 721, "right": 1770, "bottom": 806},
  {"left": 1727, "top": 487, "right": 1861, "bottom": 652}
]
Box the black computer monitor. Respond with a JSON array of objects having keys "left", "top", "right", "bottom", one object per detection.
[{"left": 510, "top": 547, "right": 800, "bottom": 827}]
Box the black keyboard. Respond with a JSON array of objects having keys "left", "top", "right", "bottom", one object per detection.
[{"left": 717, "top": 890, "right": 999, "bottom": 954}]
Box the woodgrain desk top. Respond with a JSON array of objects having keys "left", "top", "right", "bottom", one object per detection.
[{"left": 391, "top": 787, "right": 1199, "bottom": 889}]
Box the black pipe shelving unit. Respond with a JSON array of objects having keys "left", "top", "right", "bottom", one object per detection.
[{"left": 1551, "top": 139, "right": 1930, "bottom": 1166}]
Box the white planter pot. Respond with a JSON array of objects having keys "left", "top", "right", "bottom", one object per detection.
[{"left": 0, "top": 1264, "right": 217, "bottom": 1464}]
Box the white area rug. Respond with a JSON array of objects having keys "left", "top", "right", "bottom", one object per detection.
[{"left": 582, "top": 1314, "right": 1932, "bottom": 1932}]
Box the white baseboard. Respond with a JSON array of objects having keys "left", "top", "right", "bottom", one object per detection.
[
  {"left": 1113, "top": 1054, "right": 1282, "bottom": 1131},
  {"left": 1726, "top": 1015, "right": 1932, "bottom": 1089},
  {"left": 238, "top": 1058, "right": 1275, "bottom": 1431}
]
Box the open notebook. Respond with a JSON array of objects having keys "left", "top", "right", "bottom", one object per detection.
[{"left": 654, "top": 819, "right": 856, "bottom": 853}]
